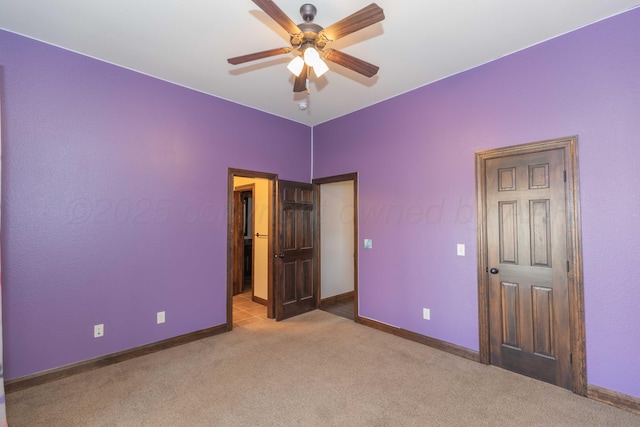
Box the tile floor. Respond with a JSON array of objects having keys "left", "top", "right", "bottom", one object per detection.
[
  {"left": 232, "top": 290, "right": 268, "bottom": 327},
  {"left": 232, "top": 290, "right": 356, "bottom": 326}
]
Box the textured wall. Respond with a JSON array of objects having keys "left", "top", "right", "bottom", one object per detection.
[
  {"left": 314, "top": 9, "right": 640, "bottom": 398},
  {"left": 0, "top": 30, "right": 310, "bottom": 380}
]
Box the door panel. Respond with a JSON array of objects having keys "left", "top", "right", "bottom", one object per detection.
[
  {"left": 532, "top": 286, "right": 553, "bottom": 356},
  {"left": 486, "top": 148, "right": 571, "bottom": 389},
  {"left": 275, "top": 180, "right": 317, "bottom": 320},
  {"left": 530, "top": 200, "right": 551, "bottom": 266},
  {"left": 500, "top": 282, "right": 519, "bottom": 348},
  {"left": 283, "top": 262, "right": 297, "bottom": 303},
  {"left": 499, "top": 201, "right": 518, "bottom": 263}
]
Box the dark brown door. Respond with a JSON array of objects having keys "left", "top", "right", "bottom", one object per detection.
[
  {"left": 232, "top": 190, "right": 244, "bottom": 296},
  {"left": 233, "top": 187, "right": 253, "bottom": 296},
  {"left": 485, "top": 148, "right": 571, "bottom": 389},
  {"left": 275, "top": 180, "right": 317, "bottom": 320}
]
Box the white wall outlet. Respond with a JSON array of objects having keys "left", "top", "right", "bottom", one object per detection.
[
  {"left": 157, "top": 311, "right": 166, "bottom": 324},
  {"left": 94, "top": 324, "right": 104, "bottom": 338},
  {"left": 457, "top": 243, "right": 465, "bottom": 256},
  {"left": 423, "top": 308, "right": 431, "bottom": 320}
]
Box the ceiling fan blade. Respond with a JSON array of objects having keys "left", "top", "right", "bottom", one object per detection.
[
  {"left": 293, "top": 64, "right": 309, "bottom": 92},
  {"left": 252, "top": 0, "right": 302, "bottom": 36},
  {"left": 323, "top": 49, "right": 379, "bottom": 77},
  {"left": 319, "top": 3, "right": 385, "bottom": 43},
  {"left": 227, "top": 47, "right": 292, "bottom": 65}
]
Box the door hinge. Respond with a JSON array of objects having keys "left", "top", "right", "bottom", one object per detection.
[
  {"left": 567, "top": 261, "right": 570, "bottom": 272},
  {"left": 570, "top": 353, "right": 573, "bottom": 365},
  {"left": 564, "top": 170, "right": 567, "bottom": 182}
]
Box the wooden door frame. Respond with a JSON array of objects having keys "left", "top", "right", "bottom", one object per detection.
[
  {"left": 312, "top": 173, "right": 359, "bottom": 319},
  {"left": 476, "top": 136, "right": 586, "bottom": 396},
  {"left": 227, "top": 168, "right": 277, "bottom": 330}
]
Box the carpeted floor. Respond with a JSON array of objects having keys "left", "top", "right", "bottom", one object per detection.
[
  {"left": 6, "top": 310, "right": 639, "bottom": 426},
  {"left": 319, "top": 296, "right": 355, "bottom": 320}
]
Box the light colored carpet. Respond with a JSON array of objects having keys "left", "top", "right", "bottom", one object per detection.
[{"left": 6, "top": 310, "right": 639, "bottom": 426}]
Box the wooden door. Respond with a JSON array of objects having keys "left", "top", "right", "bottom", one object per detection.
[
  {"left": 232, "top": 190, "right": 244, "bottom": 296},
  {"left": 485, "top": 148, "right": 572, "bottom": 389},
  {"left": 233, "top": 187, "right": 254, "bottom": 296},
  {"left": 275, "top": 180, "right": 317, "bottom": 321}
]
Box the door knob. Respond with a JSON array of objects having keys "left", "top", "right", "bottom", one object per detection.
[
  {"left": 274, "top": 254, "right": 285, "bottom": 259},
  {"left": 489, "top": 268, "right": 499, "bottom": 274}
]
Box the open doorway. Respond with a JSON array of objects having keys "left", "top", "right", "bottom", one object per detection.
[
  {"left": 227, "top": 169, "right": 277, "bottom": 329},
  {"left": 314, "top": 173, "right": 358, "bottom": 320}
]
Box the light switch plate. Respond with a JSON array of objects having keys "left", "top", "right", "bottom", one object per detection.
[
  {"left": 457, "top": 243, "right": 465, "bottom": 256},
  {"left": 364, "top": 239, "right": 373, "bottom": 249}
]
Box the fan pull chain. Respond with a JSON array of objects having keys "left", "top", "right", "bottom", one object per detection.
[{"left": 306, "top": 78, "right": 310, "bottom": 94}]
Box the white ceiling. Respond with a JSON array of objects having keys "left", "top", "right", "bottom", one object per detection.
[{"left": 1, "top": 0, "right": 639, "bottom": 126}]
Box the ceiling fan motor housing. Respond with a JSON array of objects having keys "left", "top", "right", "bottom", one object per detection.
[
  {"left": 292, "top": 22, "right": 324, "bottom": 47},
  {"left": 289, "top": 5, "right": 323, "bottom": 49}
]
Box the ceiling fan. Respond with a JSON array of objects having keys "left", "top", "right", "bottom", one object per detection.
[{"left": 227, "top": 1, "right": 385, "bottom": 93}]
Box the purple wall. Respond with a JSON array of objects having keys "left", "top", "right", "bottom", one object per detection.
[
  {"left": 314, "top": 9, "right": 640, "bottom": 398},
  {"left": 0, "top": 30, "right": 310, "bottom": 380}
]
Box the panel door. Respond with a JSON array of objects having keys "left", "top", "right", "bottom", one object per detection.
[
  {"left": 486, "top": 148, "right": 571, "bottom": 389},
  {"left": 275, "top": 180, "right": 317, "bottom": 320}
]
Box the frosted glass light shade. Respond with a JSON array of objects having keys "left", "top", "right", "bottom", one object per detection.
[
  {"left": 303, "top": 47, "right": 320, "bottom": 66},
  {"left": 313, "top": 58, "right": 329, "bottom": 77},
  {"left": 287, "top": 56, "right": 304, "bottom": 76}
]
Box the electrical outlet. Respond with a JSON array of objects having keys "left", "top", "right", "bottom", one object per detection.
[
  {"left": 457, "top": 244, "right": 465, "bottom": 256},
  {"left": 423, "top": 308, "right": 431, "bottom": 320},
  {"left": 94, "top": 324, "right": 104, "bottom": 338},
  {"left": 157, "top": 311, "right": 166, "bottom": 324}
]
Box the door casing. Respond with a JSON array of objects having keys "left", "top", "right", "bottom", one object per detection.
[{"left": 475, "top": 136, "right": 586, "bottom": 396}]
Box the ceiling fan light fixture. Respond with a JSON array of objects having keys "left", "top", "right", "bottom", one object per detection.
[
  {"left": 303, "top": 46, "right": 320, "bottom": 67},
  {"left": 313, "top": 58, "right": 329, "bottom": 77},
  {"left": 227, "top": 2, "right": 385, "bottom": 92},
  {"left": 287, "top": 56, "right": 305, "bottom": 76}
]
